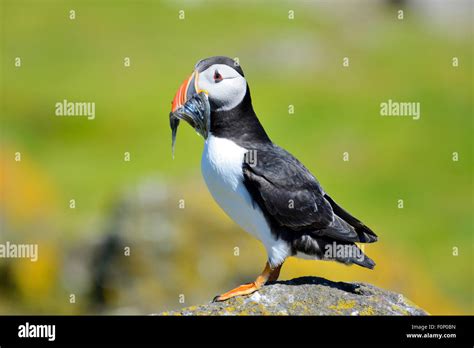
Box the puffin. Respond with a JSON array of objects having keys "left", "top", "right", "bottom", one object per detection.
[{"left": 169, "top": 56, "right": 378, "bottom": 301}]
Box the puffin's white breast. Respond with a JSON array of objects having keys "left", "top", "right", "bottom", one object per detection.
[{"left": 201, "top": 135, "right": 289, "bottom": 266}]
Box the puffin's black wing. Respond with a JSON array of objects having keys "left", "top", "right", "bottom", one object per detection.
[
  {"left": 324, "top": 194, "right": 377, "bottom": 243},
  {"left": 242, "top": 144, "right": 376, "bottom": 243}
]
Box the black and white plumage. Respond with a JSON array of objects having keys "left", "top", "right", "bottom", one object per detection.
[{"left": 170, "top": 56, "right": 378, "bottom": 299}]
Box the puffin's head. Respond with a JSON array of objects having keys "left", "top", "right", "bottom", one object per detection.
[
  {"left": 170, "top": 56, "right": 247, "bottom": 140},
  {"left": 172, "top": 56, "right": 247, "bottom": 114}
]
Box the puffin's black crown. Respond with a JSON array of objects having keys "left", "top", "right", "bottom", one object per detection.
[{"left": 195, "top": 56, "right": 245, "bottom": 77}]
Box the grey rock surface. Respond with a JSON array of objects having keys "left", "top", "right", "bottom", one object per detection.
[{"left": 160, "top": 276, "right": 428, "bottom": 316}]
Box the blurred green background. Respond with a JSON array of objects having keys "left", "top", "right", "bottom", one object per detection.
[{"left": 0, "top": 0, "right": 472, "bottom": 314}]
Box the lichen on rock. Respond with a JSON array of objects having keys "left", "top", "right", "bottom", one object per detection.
[{"left": 159, "top": 277, "right": 428, "bottom": 316}]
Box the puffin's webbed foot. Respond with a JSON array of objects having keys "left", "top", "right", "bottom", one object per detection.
[{"left": 212, "top": 262, "right": 283, "bottom": 302}]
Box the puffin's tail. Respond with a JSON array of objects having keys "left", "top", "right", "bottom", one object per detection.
[
  {"left": 350, "top": 249, "right": 376, "bottom": 269},
  {"left": 318, "top": 239, "right": 376, "bottom": 269}
]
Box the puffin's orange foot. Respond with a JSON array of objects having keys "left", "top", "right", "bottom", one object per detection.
[
  {"left": 212, "top": 282, "right": 260, "bottom": 302},
  {"left": 212, "top": 261, "right": 284, "bottom": 302}
]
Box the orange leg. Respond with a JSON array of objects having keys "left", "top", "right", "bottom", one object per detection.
[
  {"left": 268, "top": 263, "right": 282, "bottom": 282},
  {"left": 213, "top": 261, "right": 283, "bottom": 302}
]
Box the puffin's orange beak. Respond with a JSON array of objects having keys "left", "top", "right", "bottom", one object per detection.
[
  {"left": 169, "top": 69, "right": 211, "bottom": 157},
  {"left": 171, "top": 71, "right": 199, "bottom": 113}
]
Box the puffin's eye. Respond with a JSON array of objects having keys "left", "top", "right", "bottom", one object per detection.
[{"left": 213, "top": 70, "right": 223, "bottom": 82}]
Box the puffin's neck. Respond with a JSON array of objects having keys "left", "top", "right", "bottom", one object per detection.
[{"left": 209, "top": 87, "right": 271, "bottom": 148}]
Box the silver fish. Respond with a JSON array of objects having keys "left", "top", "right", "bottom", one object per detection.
[{"left": 169, "top": 92, "right": 210, "bottom": 158}]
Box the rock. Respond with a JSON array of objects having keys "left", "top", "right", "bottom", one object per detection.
[{"left": 159, "top": 276, "right": 428, "bottom": 316}]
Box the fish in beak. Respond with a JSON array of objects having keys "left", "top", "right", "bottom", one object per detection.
[{"left": 169, "top": 70, "right": 210, "bottom": 157}]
